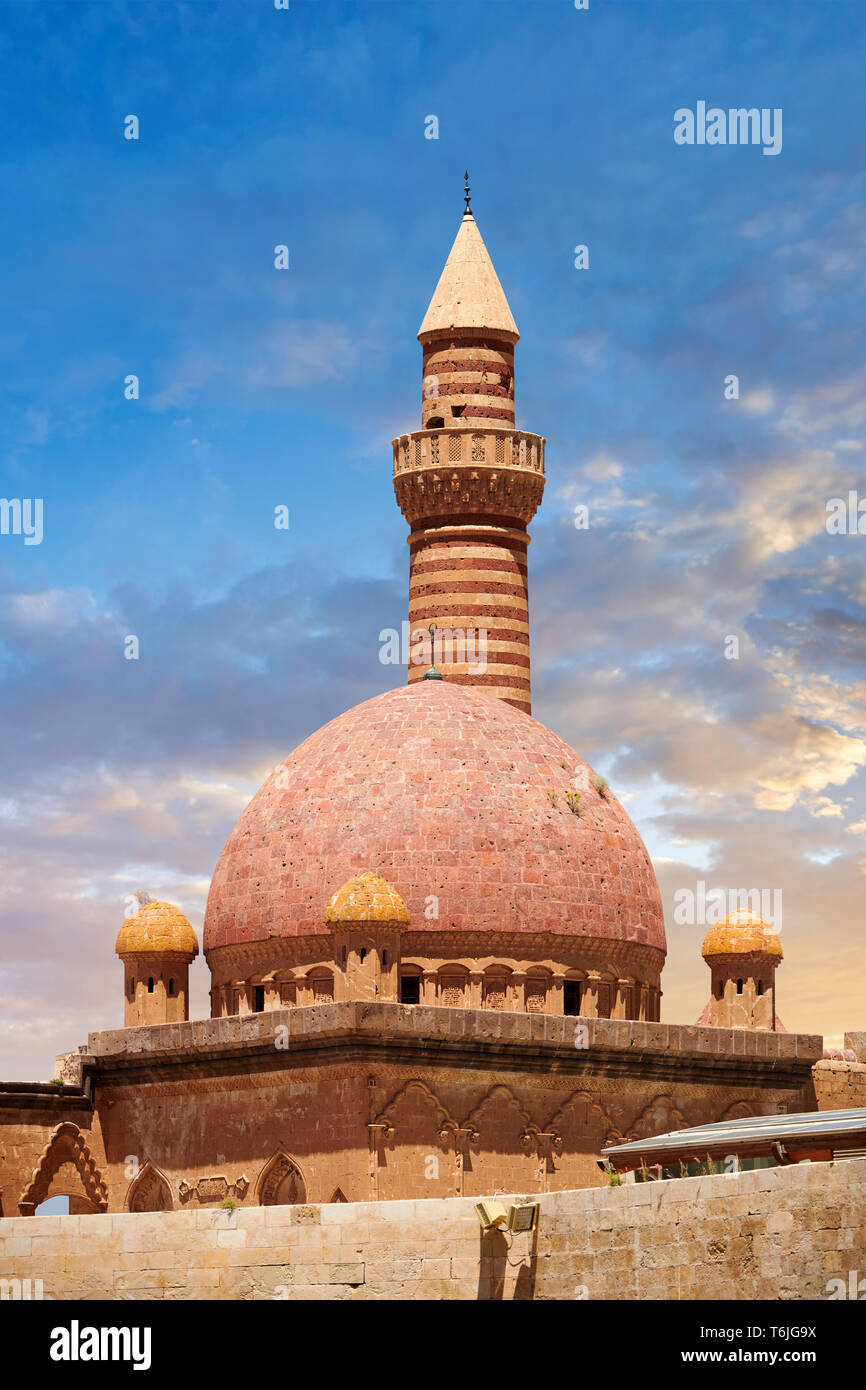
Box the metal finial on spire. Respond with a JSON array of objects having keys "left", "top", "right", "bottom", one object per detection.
[{"left": 464, "top": 171, "right": 471, "bottom": 215}]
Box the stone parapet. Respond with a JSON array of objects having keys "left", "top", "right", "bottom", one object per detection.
[{"left": 80, "top": 1003, "right": 823, "bottom": 1089}]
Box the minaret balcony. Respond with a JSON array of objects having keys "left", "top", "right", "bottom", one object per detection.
[
  {"left": 392, "top": 427, "right": 544, "bottom": 480},
  {"left": 393, "top": 428, "right": 545, "bottom": 528}
]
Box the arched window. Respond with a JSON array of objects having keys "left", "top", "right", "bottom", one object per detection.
[
  {"left": 359, "top": 948, "right": 367, "bottom": 963},
  {"left": 716, "top": 980, "right": 724, "bottom": 999},
  {"left": 253, "top": 984, "right": 265, "bottom": 1012},
  {"left": 400, "top": 973, "right": 420, "bottom": 1004},
  {"left": 736, "top": 979, "right": 743, "bottom": 995},
  {"left": 147, "top": 977, "right": 154, "bottom": 994},
  {"left": 438, "top": 968, "right": 467, "bottom": 1007},
  {"left": 563, "top": 980, "right": 582, "bottom": 1016},
  {"left": 426, "top": 416, "right": 445, "bottom": 429},
  {"left": 483, "top": 970, "right": 509, "bottom": 1011},
  {"left": 382, "top": 949, "right": 388, "bottom": 968},
  {"left": 597, "top": 975, "right": 615, "bottom": 1019},
  {"left": 756, "top": 980, "right": 764, "bottom": 996},
  {"left": 309, "top": 970, "right": 334, "bottom": 1002},
  {"left": 168, "top": 979, "right": 175, "bottom": 997},
  {"left": 524, "top": 972, "right": 548, "bottom": 1014}
]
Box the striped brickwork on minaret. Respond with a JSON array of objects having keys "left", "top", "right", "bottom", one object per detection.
[
  {"left": 421, "top": 336, "right": 515, "bottom": 430},
  {"left": 407, "top": 524, "right": 530, "bottom": 704},
  {"left": 393, "top": 204, "right": 544, "bottom": 715}
]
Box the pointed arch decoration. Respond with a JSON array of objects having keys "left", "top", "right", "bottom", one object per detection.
[
  {"left": 18, "top": 1122, "right": 108, "bottom": 1216},
  {"left": 256, "top": 1150, "right": 307, "bottom": 1207},
  {"left": 464, "top": 1084, "right": 532, "bottom": 1138},
  {"left": 546, "top": 1089, "right": 618, "bottom": 1141},
  {"left": 716, "top": 1100, "right": 755, "bottom": 1124},
  {"left": 372, "top": 1079, "right": 457, "bottom": 1146},
  {"left": 126, "top": 1161, "right": 173, "bottom": 1213},
  {"left": 329, "top": 1187, "right": 348, "bottom": 1203},
  {"left": 626, "top": 1095, "right": 688, "bottom": 1142}
]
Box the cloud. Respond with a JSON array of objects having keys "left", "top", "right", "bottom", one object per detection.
[
  {"left": 740, "top": 388, "right": 775, "bottom": 416},
  {"left": 150, "top": 320, "right": 357, "bottom": 410}
]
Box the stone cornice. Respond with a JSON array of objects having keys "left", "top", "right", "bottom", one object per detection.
[
  {"left": 0, "top": 1082, "right": 91, "bottom": 1112},
  {"left": 205, "top": 933, "right": 666, "bottom": 977},
  {"left": 78, "top": 1003, "right": 823, "bottom": 1094}
]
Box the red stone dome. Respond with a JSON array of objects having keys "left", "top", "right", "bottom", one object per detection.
[{"left": 204, "top": 681, "right": 665, "bottom": 955}]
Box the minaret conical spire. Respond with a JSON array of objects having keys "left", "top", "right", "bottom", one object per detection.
[{"left": 418, "top": 204, "right": 519, "bottom": 342}]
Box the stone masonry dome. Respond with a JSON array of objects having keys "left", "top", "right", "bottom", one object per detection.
[
  {"left": 204, "top": 680, "right": 665, "bottom": 960},
  {"left": 116, "top": 900, "right": 199, "bottom": 958},
  {"left": 326, "top": 872, "right": 410, "bottom": 924},
  {"left": 702, "top": 911, "right": 783, "bottom": 960}
]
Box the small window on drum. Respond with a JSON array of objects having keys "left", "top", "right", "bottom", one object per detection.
[
  {"left": 400, "top": 975, "right": 421, "bottom": 1005},
  {"left": 563, "top": 980, "right": 581, "bottom": 1016}
]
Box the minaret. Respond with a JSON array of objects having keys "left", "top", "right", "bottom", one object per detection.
[{"left": 392, "top": 178, "right": 545, "bottom": 714}]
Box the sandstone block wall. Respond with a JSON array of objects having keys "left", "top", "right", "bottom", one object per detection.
[
  {"left": 1, "top": 1157, "right": 863, "bottom": 1301},
  {"left": 812, "top": 1058, "right": 866, "bottom": 1110}
]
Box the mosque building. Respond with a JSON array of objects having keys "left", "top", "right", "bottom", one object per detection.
[{"left": 1, "top": 194, "right": 863, "bottom": 1219}]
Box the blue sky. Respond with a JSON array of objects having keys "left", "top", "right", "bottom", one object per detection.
[{"left": 1, "top": 0, "right": 865, "bottom": 1077}]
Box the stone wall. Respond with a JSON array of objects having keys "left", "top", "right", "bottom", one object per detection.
[
  {"left": 812, "top": 1059, "right": 866, "bottom": 1110},
  {"left": 1, "top": 1157, "right": 863, "bottom": 1301},
  {"left": 812, "top": 1032, "right": 866, "bottom": 1110},
  {"left": 0, "top": 1005, "right": 823, "bottom": 1216}
]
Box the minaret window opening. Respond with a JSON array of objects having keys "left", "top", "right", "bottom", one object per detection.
[
  {"left": 168, "top": 979, "right": 175, "bottom": 997},
  {"left": 253, "top": 984, "right": 265, "bottom": 1013},
  {"left": 381, "top": 949, "right": 388, "bottom": 968},
  {"left": 737, "top": 978, "right": 743, "bottom": 995},
  {"left": 359, "top": 948, "right": 367, "bottom": 963},
  {"left": 147, "top": 977, "right": 154, "bottom": 994},
  {"left": 757, "top": 980, "right": 764, "bottom": 996},
  {"left": 426, "top": 416, "right": 444, "bottom": 429}
]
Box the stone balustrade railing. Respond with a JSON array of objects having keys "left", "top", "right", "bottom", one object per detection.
[{"left": 392, "top": 428, "right": 545, "bottom": 479}]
